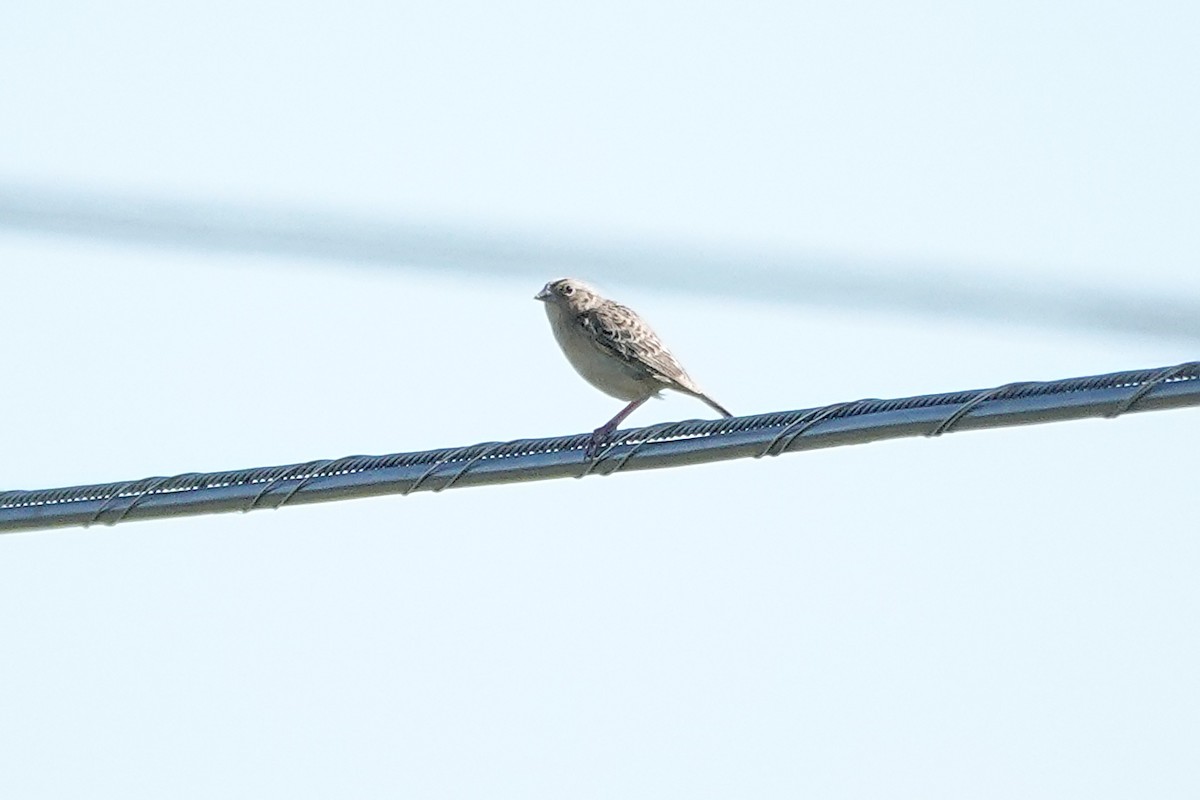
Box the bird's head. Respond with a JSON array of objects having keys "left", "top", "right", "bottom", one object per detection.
[{"left": 534, "top": 278, "right": 602, "bottom": 311}]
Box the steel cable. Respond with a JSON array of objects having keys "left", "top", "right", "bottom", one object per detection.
[{"left": 1, "top": 361, "right": 1197, "bottom": 533}]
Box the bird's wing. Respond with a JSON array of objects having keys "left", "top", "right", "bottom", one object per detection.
[{"left": 579, "top": 302, "right": 695, "bottom": 389}]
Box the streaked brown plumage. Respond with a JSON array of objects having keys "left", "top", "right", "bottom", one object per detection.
[{"left": 535, "top": 278, "right": 732, "bottom": 454}]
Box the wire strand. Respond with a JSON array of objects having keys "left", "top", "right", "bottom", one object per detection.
[
  {"left": 2, "top": 361, "right": 1197, "bottom": 533},
  {"left": 3, "top": 183, "right": 1199, "bottom": 341}
]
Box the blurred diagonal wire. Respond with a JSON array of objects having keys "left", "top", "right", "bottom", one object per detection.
[
  {"left": 2, "top": 183, "right": 1199, "bottom": 341},
  {"left": 1, "top": 361, "right": 1196, "bottom": 533}
]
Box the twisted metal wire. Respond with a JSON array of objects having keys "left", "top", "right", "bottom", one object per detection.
[{"left": 1, "top": 361, "right": 1197, "bottom": 533}]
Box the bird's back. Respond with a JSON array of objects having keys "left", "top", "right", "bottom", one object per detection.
[{"left": 581, "top": 302, "right": 703, "bottom": 394}]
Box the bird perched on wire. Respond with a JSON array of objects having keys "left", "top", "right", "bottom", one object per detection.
[{"left": 535, "top": 278, "right": 732, "bottom": 455}]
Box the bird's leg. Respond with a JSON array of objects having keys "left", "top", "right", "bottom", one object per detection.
[{"left": 587, "top": 397, "right": 649, "bottom": 457}]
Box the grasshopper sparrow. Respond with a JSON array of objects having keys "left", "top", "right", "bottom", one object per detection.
[{"left": 535, "top": 278, "right": 732, "bottom": 454}]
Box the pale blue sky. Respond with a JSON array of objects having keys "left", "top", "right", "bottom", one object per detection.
[{"left": 1, "top": 2, "right": 1197, "bottom": 798}]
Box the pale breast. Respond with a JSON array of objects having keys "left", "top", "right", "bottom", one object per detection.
[{"left": 545, "top": 304, "right": 659, "bottom": 402}]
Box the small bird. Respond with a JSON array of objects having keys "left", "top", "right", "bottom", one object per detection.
[{"left": 535, "top": 278, "right": 732, "bottom": 454}]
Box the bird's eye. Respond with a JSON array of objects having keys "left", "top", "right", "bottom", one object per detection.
[{"left": 561, "top": 284, "right": 575, "bottom": 295}]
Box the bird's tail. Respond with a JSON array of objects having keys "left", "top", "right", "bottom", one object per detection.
[{"left": 696, "top": 392, "right": 733, "bottom": 418}]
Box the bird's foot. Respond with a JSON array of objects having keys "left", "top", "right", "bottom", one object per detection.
[{"left": 585, "top": 425, "right": 616, "bottom": 458}]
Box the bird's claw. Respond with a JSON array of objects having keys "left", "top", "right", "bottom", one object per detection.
[{"left": 585, "top": 427, "right": 614, "bottom": 459}]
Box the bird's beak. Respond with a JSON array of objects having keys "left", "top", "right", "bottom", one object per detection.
[{"left": 534, "top": 286, "right": 551, "bottom": 302}]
